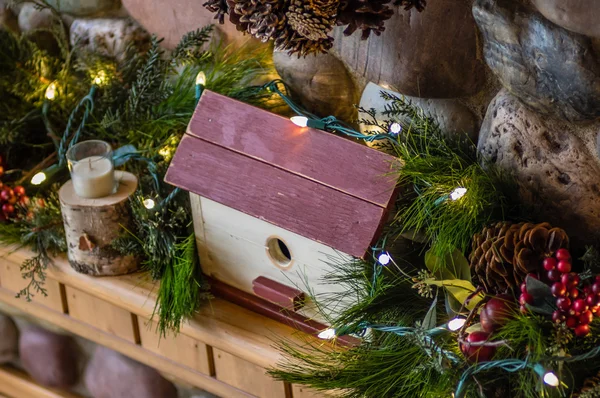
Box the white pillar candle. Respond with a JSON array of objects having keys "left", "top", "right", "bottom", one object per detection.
[{"left": 71, "top": 156, "right": 115, "bottom": 198}]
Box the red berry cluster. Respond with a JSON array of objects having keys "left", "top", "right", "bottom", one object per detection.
[
  {"left": 0, "top": 156, "right": 29, "bottom": 222},
  {"left": 520, "top": 248, "right": 595, "bottom": 337}
]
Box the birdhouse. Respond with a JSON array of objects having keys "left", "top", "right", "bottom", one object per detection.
[{"left": 165, "top": 91, "right": 398, "bottom": 319}]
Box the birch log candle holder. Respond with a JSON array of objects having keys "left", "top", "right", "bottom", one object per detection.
[{"left": 59, "top": 141, "right": 140, "bottom": 276}]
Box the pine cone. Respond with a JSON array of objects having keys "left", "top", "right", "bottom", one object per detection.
[
  {"left": 204, "top": 0, "right": 230, "bottom": 24},
  {"left": 286, "top": 0, "right": 335, "bottom": 40},
  {"left": 574, "top": 371, "right": 600, "bottom": 398},
  {"left": 274, "top": 25, "right": 334, "bottom": 56},
  {"left": 394, "top": 0, "right": 426, "bottom": 11},
  {"left": 337, "top": 0, "right": 394, "bottom": 40},
  {"left": 309, "top": 0, "right": 341, "bottom": 17},
  {"left": 227, "top": 0, "right": 286, "bottom": 42},
  {"left": 469, "top": 222, "right": 569, "bottom": 294}
]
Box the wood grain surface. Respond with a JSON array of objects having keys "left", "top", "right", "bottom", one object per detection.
[{"left": 166, "top": 135, "right": 387, "bottom": 258}]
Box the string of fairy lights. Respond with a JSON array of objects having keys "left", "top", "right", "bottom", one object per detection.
[{"left": 25, "top": 71, "right": 570, "bottom": 394}]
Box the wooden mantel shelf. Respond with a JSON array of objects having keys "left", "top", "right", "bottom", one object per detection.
[{"left": 0, "top": 245, "right": 328, "bottom": 398}]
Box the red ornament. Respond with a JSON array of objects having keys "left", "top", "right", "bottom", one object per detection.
[
  {"left": 557, "top": 260, "right": 572, "bottom": 274},
  {"left": 543, "top": 258, "right": 557, "bottom": 271},
  {"left": 556, "top": 248, "right": 571, "bottom": 262},
  {"left": 461, "top": 332, "right": 496, "bottom": 363},
  {"left": 480, "top": 294, "right": 516, "bottom": 333}
]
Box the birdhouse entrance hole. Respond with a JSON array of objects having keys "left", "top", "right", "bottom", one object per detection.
[{"left": 266, "top": 237, "right": 293, "bottom": 269}]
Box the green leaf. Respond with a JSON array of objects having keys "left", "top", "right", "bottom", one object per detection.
[
  {"left": 425, "top": 249, "right": 471, "bottom": 281},
  {"left": 422, "top": 291, "right": 438, "bottom": 330},
  {"left": 424, "top": 278, "right": 483, "bottom": 310}
]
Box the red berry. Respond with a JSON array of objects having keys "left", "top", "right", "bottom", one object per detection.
[
  {"left": 7, "top": 195, "right": 16, "bottom": 205},
  {"left": 36, "top": 198, "right": 46, "bottom": 208},
  {"left": 566, "top": 316, "right": 579, "bottom": 328},
  {"left": 1, "top": 203, "right": 14, "bottom": 214},
  {"left": 557, "top": 260, "right": 572, "bottom": 274},
  {"left": 12, "top": 185, "right": 25, "bottom": 197},
  {"left": 580, "top": 310, "right": 593, "bottom": 325},
  {"left": 520, "top": 305, "right": 528, "bottom": 314},
  {"left": 569, "top": 288, "right": 580, "bottom": 299},
  {"left": 520, "top": 293, "right": 534, "bottom": 305},
  {"left": 586, "top": 294, "right": 597, "bottom": 307},
  {"left": 556, "top": 248, "right": 571, "bottom": 261},
  {"left": 547, "top": 269, "right": 561, "bottom": 282},
  {"left": 551, "top": 282, "right": 566, "bottom": 297},
  {"left": 585, "top": 285, "right": 594, "bottom": 295},
  {"left": 573, "top": 274, "right": 582, "bottom": 286},
  {"left": 527, "top": 273, "right": 539, "bottom": 280},
  {"left": 593, "top": 283, "right": 600, "bottom": 295},
  {"left": 543, "top": 257, "right": 557, "bottom": 271},
  {"left": 557, "top": 297, "right": 572, "bottom": 312},
  {"left": 561, "top": 273, "right": 572, "bottom": 286},
  {"left": 461, "top": 332, "right": 496, "bottom": 363},
  {"left": 552, "top": 311, "right": 565, "bottom": 324},
  {"left": 0, "top": 165, "right": 4, "bottom": 177},
  {"left": 596, "top": 276, "right": 600, "bottom": 284},
  {"left": 573, "top": 299, "right": 588, "bottom": 313},
  {"left": 0, "top": 189, "right": 11, "bottom": 202},
  {"left": 575, "top": 324, "right": 590, "bottom": 337},
  {"left": 19, "top": 196, "right": 30, "bottom": 206},
  {"left": 520, "top": 283, "right": 528, "bottom": 294}
]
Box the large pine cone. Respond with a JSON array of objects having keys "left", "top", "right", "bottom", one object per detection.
[
  {"left": 469, "top": 222, "right": 569, "bottom": 294},
  {"left": 309, "top": 0, "right": 341, "bottom": 17},
  {"left": 574, "top": 371, "right": 600, "bottom": 397},
  {"left": 286, "top": 0, "right": 335, "bottom": 40},
  {"left": 274, "top": 25, "right": 334, "bottom": 56},
  {"left": 337, "top": 0, "right": 394, "bottom": 40},
  {"left": 394, "top": 0, "right": 426, "bottom": 11},
  {"left": 227, "top": 0, "right": 286, "bottom": 42}
]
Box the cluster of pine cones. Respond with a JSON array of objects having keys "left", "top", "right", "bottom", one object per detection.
[{"left": 204, "top": 0, "right": 426, "bottom": 56}]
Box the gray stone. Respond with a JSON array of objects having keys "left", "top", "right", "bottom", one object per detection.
[
  {"left": 531, "top": 0, "right": 600, "bottom": 38},
  {"left": 0, "top": 313, "right": 18, "bottom": 363},
  {"left": 331, "top": 0, "right": 486, "bottom": 98},
  {"left": 85, "top": 346, "right": 177, "bottom": 398},
  {"left": 70, "top": 18, "right": 149, "bottom": 61},
  {"left": 478, "top": 89, "right": 600, "bottom": 248},
  {"left": 273, "top": 50, "right": 358, "bottom": 121},
  {"left": 122, "top": 0, "right": 247, "bottom": 50},
  {"left": 473, "top": 0, "right": 600, "bottom": 123},
  {"left": 18, "top": 3, "right": 52, "bottom": 32},
  {"left": 19, "top": 326, "right": 79, "bottom": 388},
  {"left": 359, "top": 82, "right": 479, "bottom": 144},
  {"left": 45, "top": 0, "right": 121, "bottom": 17}
]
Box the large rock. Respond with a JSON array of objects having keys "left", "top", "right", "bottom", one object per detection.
[
  {"left": 18, "top": 3, "right": 53, "bottom": 32},
  {"left": 19, "top": 326, "right": 79, "bottom": 388},
  {"left": 0, "top": 314, "right": 18, "bottom": 363},
  {"left": 473, "top": 0, "right": 600, "bottom": 123},
  {"left": 359, "top": 82, "right": 479, "bottom": 143},
  {"left": 273, "top": 50, "right": 358, "bottom": 121},
  {"left": 70, "top": 18, "right": 149, "bottom": 61},
  {"left": 85, "top": 347, "right": 177, "bottom": 398},
  {"left": 122, "top": 0, "right": 247, "bottom": 50},
  {"left": 331, "top": 0, "right": 486, "bottom": 98},
  {"left": 478, "top": 90, "right": 600, "bottom": 247},
  {"left": 530, "top": 0, "right": 600, "bottom": 38},
  {"left": 45, "top": 0, "right": 121, "bottom": 17}
]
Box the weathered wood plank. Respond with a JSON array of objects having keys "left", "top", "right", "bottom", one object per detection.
[
  {"left": 187, "top": 90, "right": 398, "bottom": 208},
  {"left": 166, "top": 135, "right": 386, "bottom": 258},
  {"left": 0, "top": 366, "right": 81, "bottom": 398}
]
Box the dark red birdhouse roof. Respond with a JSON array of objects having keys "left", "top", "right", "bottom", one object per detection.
[{"left": 165, "top": 90, "right": 399, "bottom": 258}]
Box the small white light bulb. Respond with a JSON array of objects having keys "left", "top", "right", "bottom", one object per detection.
[
  {"left": 449, "top": 187, "right": 467, "bottom": 201},
  {"left": 447, "top": 317, "right": 466, "bottom": 332},
  {"left": 291, "top": 116, "right": 309, "bottom": 128},
  {"left": 45, "top": 82, "right": 57, "bottom": 101},
  {"left": 31, "top": 172, "right": 47, "bottom": 185},
  {"left": 389, "top": 123, "right": 402, "bottom": 134},
  {"left": 317, "top": 328, "right": 336, "bottom": 340},
  {"left": 93, "top": 70, "right": 107, "bottom": 86},
  {"left": 543, "top": 371, "right": 559, "bottom": 387},
  {"left": 143, "top": 198, "right": 156, "bottom": 209},
  {"left": 196, "top": 71, "right": 206, "bottom": 86},
  {"left": 378, "top": 253, "right": 391, "bottom": 266}
]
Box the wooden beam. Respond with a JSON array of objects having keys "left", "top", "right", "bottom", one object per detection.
[
  {"left": 0, "top": 365, "right": 81, "bottom": 398},
  {"left": 0, "top": 287, "right": 256, "bottom": 398}
]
